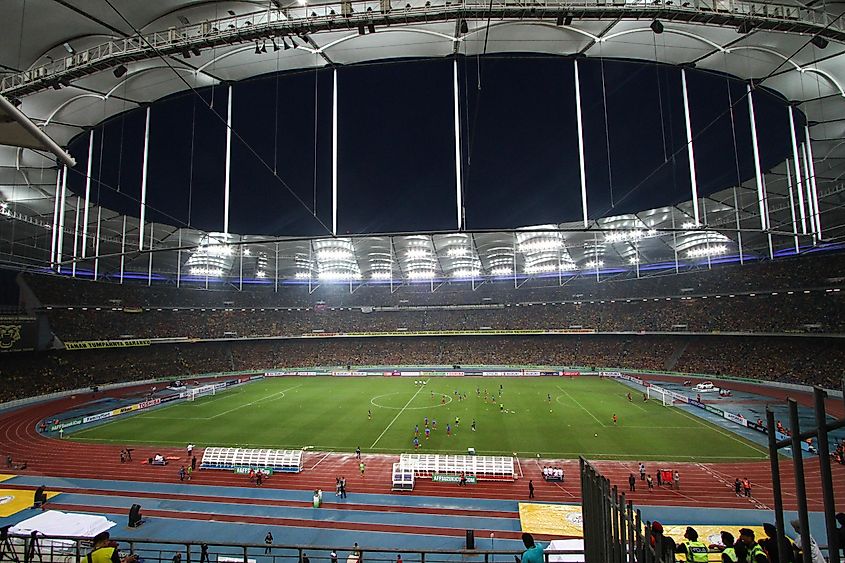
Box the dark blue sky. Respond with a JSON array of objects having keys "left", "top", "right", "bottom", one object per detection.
[{"left": 67, "top": 55, "right": 803, "bottom": 237}]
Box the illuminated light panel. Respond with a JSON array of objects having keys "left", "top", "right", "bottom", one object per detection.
[
  {"left": 369, "top": 271, "right": 392, "bottom": 280},
  {"left": 686, "top": 244, "right": 728, "bottom": 258},
  {"left": 407, "top": 270, "right": 436, "bottom": 279},
  {"left": 490, "top": 266, "right": 513, "bottom": 276}
]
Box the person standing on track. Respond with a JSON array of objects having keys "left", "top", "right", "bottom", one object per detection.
[
  {"left": 359, "top": 462, "right": 366, "bottom": 477},
  {"left": 628, "top": 473, "right": 636, "bottom": 492},
  {"left": 264, "top": 532, "right": 273, "bottom": 554},
  {"left": 528, "top": 480, "right": 535, "bottom": 499},
  {"left": 355, "top": 446, "right": 361, "bottom": 459},
  {"left": 639, "top": 463, "right": 646, "bottom": 481}
]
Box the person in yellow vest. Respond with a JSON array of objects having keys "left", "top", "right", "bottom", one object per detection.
[
  {"left": 738, "top": 528, "right": 769, "bottom": 563},
  {"left": 674, "top": 527, "right": 709, "bottom": 563},
  {"left": 714, "top": 532, "right": 741, "bottom": 563},
  {"left": 87, "top": 532, "right": 138, "bottom": 563}
]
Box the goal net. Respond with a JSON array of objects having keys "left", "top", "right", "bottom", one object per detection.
[
  {"left": 646, "top": 386, "right": 675, "bottom": 406},
  {"left": 188, "top": 384, "right": 216, "bottom": 401}
]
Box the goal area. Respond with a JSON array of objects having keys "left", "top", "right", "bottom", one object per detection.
[
  {"left": 187, "top": 384, "right": 216, "bottom": 401},
  {"left": 646, "top": 386, "right": 676, "bottom": 406}
]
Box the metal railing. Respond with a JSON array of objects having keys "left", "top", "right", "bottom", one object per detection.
[
  {"left": 0, "top": 533, "right": 584, "bottom": 563},
  {"left": 2, "top": 0, "right": 842, "bottom": 97}
]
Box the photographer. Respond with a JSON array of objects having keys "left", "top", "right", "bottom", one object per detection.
[{"left": 86, "top": 532, "right": 139, "bottom": 563}]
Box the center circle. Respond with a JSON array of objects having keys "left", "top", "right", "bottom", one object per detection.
[{"left": 370, "top": 392, "right": 453, "bottom": 410}]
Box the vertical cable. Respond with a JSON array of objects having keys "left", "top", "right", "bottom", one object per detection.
[
  {"left": 139, "top": 106, "right": 151, "bottom": 250},
  {"left": 119, "top": 215, "right": 126, "bottom": 283},
  {"left": 81, "top": 130, "right": 94, "bottom": 258},
  {"left": 147, "top": 223, "right": 154, "bottom": 286},
  {"left": 332, "top": 68, "right": 338, "bottom": 236},
  {"left": 681, "top": 69, "right": 700, "bottom": 226},
  {"left": 94, "top": 207, "right": 102, "bottom": 280},
  {"left": 224, "top": 84, "right": 233, "bottom": 235},
  {"left": 177, "top": 229, "right": 182, "bottom": 288},
  {"left": 574, "top": 60, "right": 588, "bottom": 228},
  {"left": 801, "top": 143, "right": 816, "bottom": 243},
  {"left": 453, "top": 58, "right": 464, "bottom": 231},
  {"left": 732, "top": 187, "right": 744, "bottom": 265}
]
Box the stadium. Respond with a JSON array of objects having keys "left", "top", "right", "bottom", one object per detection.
[{"left": 1, "top": 0, "right": 845, "bottom": 562}]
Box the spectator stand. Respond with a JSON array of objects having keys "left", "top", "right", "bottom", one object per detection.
[
  {"left": 399, "top": 453, "right": 516, "bottom": 481},
  {"left": 200, "top": 447, "right": 303, "bottom": 473},
  {"left": 391, "top": 462, "right": 415, "bottom": 491}
]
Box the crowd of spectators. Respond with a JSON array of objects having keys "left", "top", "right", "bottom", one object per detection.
[
  {"left": 38, "top": 290, "right": 845, "bottom": 341},
  {"left": 2, "top": 335, "right": 843, "bottom": 403}
]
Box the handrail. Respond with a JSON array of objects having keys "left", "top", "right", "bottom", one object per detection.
[{"left": 2, "top": 0, "right": 842, "bottom": 98}]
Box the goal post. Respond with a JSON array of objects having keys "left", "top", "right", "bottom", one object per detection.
[
  {"left": 647, "top": 386, "right": 674, "bottom": 406},
  {"left": 188, "top": 384, "right": 217, "bottom": 401}
]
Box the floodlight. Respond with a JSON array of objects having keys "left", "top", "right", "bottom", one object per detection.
[
  {"left": 460, "top": 20, "right": 469, "bottom": 34},
  {"left": 650, "top": 20, "right": 664, "bottom": 34},
  {"left": 191, "top": 48, "right": 202, "bottom": 57},
  {"left": 63, "top": 42, "right": 74, "bottom": 54},
  {"left": 113, "top": 65, "right": 128, "bottom": 78},
  {"left": 178, "top": 15, "right": 190, "bottom": 25}
]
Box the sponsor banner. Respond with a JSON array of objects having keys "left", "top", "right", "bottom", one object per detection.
[
  {"left": 214, "top": 382, "right": 229, "bottom": 390},
  {"left": 265, "top": 371, "right": 319, "bottom": 377},
  {"left": 563, "top": 371, "right": 580, "bottom": 377},
  {"left": 160, "top": 394, "right": 180, "bottom": 404},
  {"left": 82, "top": 411, "right": 114, "bottom": 424},
  {"left": 688, "top": 399, "right": 705, "bottom": 409},
  {"left": 482, "top": 371, "right": 522, "bottom": 376},
  {"left": 138, "top": 398, "right": 161, "bottom": 410},
  {"left": 64, "top": 339, "right": 151, "bottom": 350},
  {"left": 249, "top": 375, "right": 265, "bottom": 380},
  {"left": 301, "top": 329, "right": 596, "bottom": 338},
  {"left": 523, "top": 371, "right": 543, "bottom": 376},
  {"left": 432, "top": 473, "right": 477, "bottom": 484},
  {"left": 747, "top": 421, "right": 766, "bottom": 432},
  {"left": 49, "top": 419, "right": 82, "bottom": 431},
  {"left": 600, "top": 371, "right": 622, "bottom": 377},
  {"left": 332, "top": 371, "right": 367, "bottom": 376},
  {"left": 444, "top": 371, "right": 464, "bottom": 377},
  {"left": 704, "top": 405, "right": 724, "bottom": 416},
  {"left": 233, "top": 467, "right": 274, "bottom": 475},
  {"left": 112, "top": 404, "right": 139, "bottom": 416},
  {"left": 723, "top": 411, "right": 748, "bottom": 427},
  {"left": 400, "top": 371, "right": 421, "bottom": 377}
]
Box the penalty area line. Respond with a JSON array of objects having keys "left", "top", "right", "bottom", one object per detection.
[{"left": 370, "top": 379, "right": 428, "bottom": 449}]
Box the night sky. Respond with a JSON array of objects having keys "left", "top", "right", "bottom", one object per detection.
[{"left": 66, "top": 55, "right": 803, "bottom": 237}]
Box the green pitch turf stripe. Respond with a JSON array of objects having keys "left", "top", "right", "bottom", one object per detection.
[{"left": 557, "top": 385, "right": 606, "bottom": 426}]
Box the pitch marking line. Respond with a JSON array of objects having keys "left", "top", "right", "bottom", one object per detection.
[
  {"left": 557, "top": 386, "right": 606, "bottom": 427},
  {"left": 672, "top": 405, "right": 769, "bottom": 457},
  {"left": 208, "top": 384, "right": 302, "bottom": 420},
  {"left": 370, "top": 379, "right": 428, "bottom": 449}
]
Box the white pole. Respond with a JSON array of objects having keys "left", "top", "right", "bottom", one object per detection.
[
  {"left": 224, "top": 84, "right": 233, "bottom": 235},
  {"left": 94, "top": 206, "right": 102, "bottom": 279},
  {"left": 785, "top": 160, "right": 799, "bottom": 254},
  {"left": 453, "top": 58, "right": 463, "bottom": 231},
  {"left": 801, "top": 143, "right": 816, "bottom": 243},
  {"left": 746, "top": 84, "right": 767, "bottom": 231},
  {"left": 574, "top": 59, "right": 588, "bottom": 228},
  {"left": 139, "top": 106, "right": 151, "bottom": 250},
  {"left": 119, "top": 215, "right": 126, "bottom": 283},
  {"left": 804, "top": 125, "right": 821, "bottom": 239},
  {"left": 274, "top": 242, "right": 279, "bottom": 293},
  {"left": 71, "top": 196, "right": 80, "bottom": 277},
  {"left": 332, "top": 69, "right": 338, "bottom": 236},
  {"left": 81, "top": 130, "right": 94, "bottom": 258},
  {"left": 788, "top": 106, "right": 807, "bottom": 234},
  {"left": 671, "top": 209, "right": 679, "bottom": 273},
  {"left": 50, "top": 172, "right": 60, "bottom": 268},
  {"left": 239, "top": 237, "right": 244, "bottom": 291},
  {"left": 681, "top": 69, "right": 701, "bottom": 226},
  {"left": 57, "top": 166, "right": 68, "bottom": 272}
]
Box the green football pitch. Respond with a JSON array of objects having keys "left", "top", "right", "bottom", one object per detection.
[{"left": 69, "top": 377, "right": 769, "bottom": 461}]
